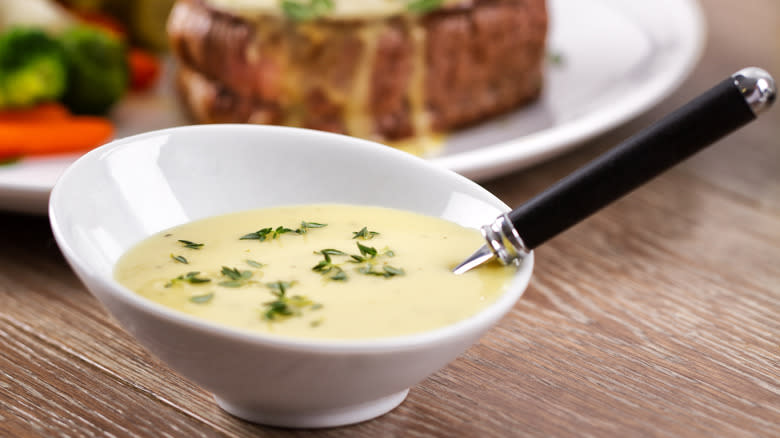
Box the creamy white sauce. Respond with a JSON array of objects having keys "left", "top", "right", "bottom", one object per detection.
[{"left": 114, "top": 204, "right": 515, "bottom": 340}]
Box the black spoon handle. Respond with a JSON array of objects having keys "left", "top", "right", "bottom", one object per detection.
[
  {"left": 453, "top": 68, "right": 775, "bottom": 275},
  {"left": 508, "top": 68, "right": 773, "bottom": 250}
]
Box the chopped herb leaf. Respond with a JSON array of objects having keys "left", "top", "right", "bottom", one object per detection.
[
  {"left": 407, "top": 0, "right": 443, "bottom": 14},
  {"left": 240, "top": 227, "right": 273, "bottom": 241},
  {"left": 246, "top": 259, "right": 264, "bottom": 268},
  {"left": 383, "top": 265, "right": 405, "bottom": 276},
  {"left": 350, "top": 254, "right": 366, "bottom": 263},
  {"left": 329, "top": 269, "right": 347, "bottom": 281},
  {"left": 267, "top": 280, "right": 296, "bottom": 294},
  {"left": 221, "top": 266, "right": 252, "bottom": 281},
  {"left": 262, "top": 281, "right": 319, "bottom": 321},
  {"left": 312, "top": 259, "right": 332, "bottom": 273},
  {"left": 312, "top": 249, "right": 350, "bottom": 281},
  {"left": 189, "top": 292, "right": 214, "bottom": 304},
  {"left": 178, "top": 239, "right": 204, "bottom": 249},
  {"left": 165, "top": 271, "right": 211, "bottom": 287},
  {"left": 352, "top": 226, "right": 380, "bottom": 240},
  {"left": 217, "top": 266, "right": 253, "bottom": 288},
  {"left": 170, "top": 254, "right": 188, "bottom": 264},
  {"left": 316, "top": 248, "right": 347, "bottom": 256},
  {"left": 296, "top": 221, "right": 327, "bottom": 234},
  {"left": 358, "top": 264, "right": 405, "bottom": 278},
  {"left": 242, "top": 221, "right": 326, "bottom": 242},
  {"left": 281, "top": 0, "right": 334, "bottom": 21},
  {"left": 273, "top": 226, "right": 294, "bottom": 239},
  {"left": 357, "top": 242, "right": 378, "bottom": 258}
]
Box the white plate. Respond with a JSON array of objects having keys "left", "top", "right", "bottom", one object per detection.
[{"left": 0, "top": 0, "right": 704, "bottom": 215}]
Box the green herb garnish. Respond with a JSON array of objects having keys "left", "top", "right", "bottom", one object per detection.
[
  {"left": 241, "top": 221, "right": 326, "bottom": 242},
  {"left": 246, "top": 259, "right": 265, "bottom": 268},
  {"left": 297, "top": 221, "right": 327, "bottom": 234},
  {"left": 350, "top": 242, "right": 378, "bottom": 263},
  {"left": 358, "top": 264, "right": 406, "bottom": 278},
  {"left": 218, "top": 266, "right": 253, "bottom": 288},
  {"left": 262, "top": 280, "right": 320, "bottom": 321},
  {"left": 407, "top": 0, "right": 443, "bottom": 14},
  {"left": 312, "top": 249, "right": 348, "bottom": 281},
  {"left": 178, "top": 239, "right": 204, "bottom": 249},
  {"left": 272, "top": 226, "right": 294, "bottom": 239},
  {"left": 280, "top": 0, "right": 335, "bottom": 21},
  {"left": 352, "top": 226, "right": 380, "bottom": 240},
  {"left": 317, "top": 248, "right": 348, "bottom": 257},
  {"left": 312, "top": 241, "right": 404, "bottom": 280},
  {"left": 240, "top": 227, "right": 274, "bottom": 241},
  {"left": 170, "top": 254, "right": 188, "bottom": 264},
  {"left": 165, "top": 271, "right": 211, "bottom": 287},
  {"left": 329, "top": 270, "right": 347, "bottom": 281},
  {"left": 267, "top": 280, "right": 297, "bottom": 294},
  {"left": 189, "top": 292, "right": 215, "bottom": 304}
]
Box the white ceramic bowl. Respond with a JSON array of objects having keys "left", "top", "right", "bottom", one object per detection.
[{"left": 49, "top": 125, "right": 534, "bottom": 428}]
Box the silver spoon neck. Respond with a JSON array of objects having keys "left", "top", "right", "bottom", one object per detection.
[{"left": 453, "top": 213, "right": 530, "bottom": 275}]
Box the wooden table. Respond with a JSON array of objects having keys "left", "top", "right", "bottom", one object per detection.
[{"left": 1, "top": 1, "right": 778, "bottom": 436}]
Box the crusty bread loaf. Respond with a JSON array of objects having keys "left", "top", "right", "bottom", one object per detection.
[{"left": 168, "top": 0, "right": 548, "bottom": 143}]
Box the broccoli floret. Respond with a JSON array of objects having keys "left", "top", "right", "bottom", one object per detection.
[
  {"left": 59, "top": 25, "right": 128, "bottom": 115},
  {"left": 0, "top": 27, "right": 68, "bottom": 109}
]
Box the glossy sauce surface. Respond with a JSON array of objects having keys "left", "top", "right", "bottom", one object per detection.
[{"left": 114, "top": 204, "right": 515, "bottom": 340}]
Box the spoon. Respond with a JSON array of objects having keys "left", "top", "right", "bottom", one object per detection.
[{"left": 454, "top": 67, "right": 776, "bottom": 274}]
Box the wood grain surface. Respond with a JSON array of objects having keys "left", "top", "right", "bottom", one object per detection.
[{"left": 1, "top": 0, "right": 778, "bottom": 436}]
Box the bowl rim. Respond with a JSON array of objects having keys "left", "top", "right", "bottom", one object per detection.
[{"left": 49, "top": 124, "right": 535, "bottom": 354}]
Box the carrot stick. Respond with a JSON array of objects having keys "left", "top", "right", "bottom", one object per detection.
[
  {"left": 0, "top": 102, "right": 70, "bottom": 122},
  {"left": 0, "top": 117, "right": 114, "bottom": 156}
]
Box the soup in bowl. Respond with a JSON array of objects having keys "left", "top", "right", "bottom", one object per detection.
[{"left": 49, "top": 125, "right": 534, "bottom": 428}]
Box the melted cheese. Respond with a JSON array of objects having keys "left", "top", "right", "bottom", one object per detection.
[
  {"left": 114, "top": 204, "right": 515, "bottom": 340},
  {"left": 221, "top": 1, "right": 446, "bottom": 154},
  {"left": 344, "top": 22, "right": 385, "bottom": 140},
  {"left": 205, "top": 0, "right": 459, "bottom": 20}
]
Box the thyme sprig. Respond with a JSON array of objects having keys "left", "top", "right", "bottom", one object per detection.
[
  {"left": 165, "top": 271, "right": 211, "bottom": 287},
  {"left": 352, "top": 226, "right": 380, "bottom": 240},
  {"left": 297, "top": 221, "right": 327, "bottom": 233},
  {"left": 246, "top": 259, "right": 265, "bottom": 268},
  {"left": 262, "top": 280, "right": 321, "bottom": 321},
  {"left": 241, "top": 221, "right": 327, "bottom": 242},
  {"left": 218, "top": 266, "right": 254, "bottom": 288},
  {"left": 312, "top": 242, "right": 403, "bottom": 281},
  {"left": 312, "top": 249, "right": 348, "bottom": 281},
  {"left": 240, "top": 227, "right": 274, "bottom": 241},
  {"left": 358, "top": 264, "right": 405, "bottom": 278},
  {"left": 170, "top": 254, "right": 188, "bottom": 264},
  {"left": 189, "top": 292, "right": 215, "bottom": 304},
  {"left": 178, "top": 239, "right": 204, "bottom": 249}
]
